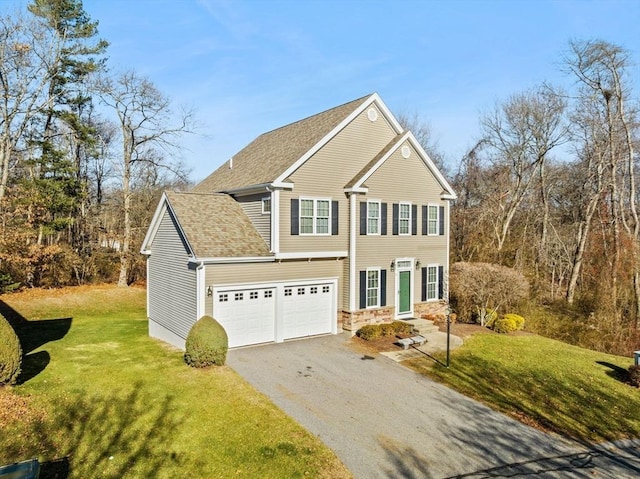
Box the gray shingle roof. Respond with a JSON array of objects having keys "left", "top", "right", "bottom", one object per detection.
[
  {"left": 192, "top": 94, "right": 372, "bottom": 193},
  {"left": 165, "top": 191, "right": 271, "bottom": 258}
]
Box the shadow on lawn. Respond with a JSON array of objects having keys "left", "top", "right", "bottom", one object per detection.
[
  {"left": 0, "top": 300, "right": 72, "bottom": 384},
  {"left": 597, "top": 361, "right": 630, "bottom": 383},
  {"left": 4, "top": 383, "right": 183, "bottom": 479}
]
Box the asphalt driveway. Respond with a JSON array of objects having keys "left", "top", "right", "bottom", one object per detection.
[{"left": 227, "top": 334, "right": 640, "bottom": 478}]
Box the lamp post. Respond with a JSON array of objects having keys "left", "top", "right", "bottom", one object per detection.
[{"left": 446, "top": 306, "right": 451, "bottom": 368}]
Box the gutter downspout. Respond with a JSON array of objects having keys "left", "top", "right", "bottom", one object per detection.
[{"left": 195, "top": 260, "right": 205, "bottom": 319}]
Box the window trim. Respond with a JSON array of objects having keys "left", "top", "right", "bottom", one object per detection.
[
  {"left": 427, "top": 204, "right": 439, "bottom": 236},
  {"left": 366, "top": 267, "right": 381, "bottom": 308},
  {"left": 425, "top": 264, "right": 439, "bottom": 301},
  {"left": 367, "top": 200, "right": 381, "bottom": 235},
  {"left": 299, "top": 197, "right": 332, "bottom": 236},
  {"left": 398, "top": 202, "right": 411, "bottom": 236},
  {"left": 261, "top": 196, "right": 271, "bottom": 214}
]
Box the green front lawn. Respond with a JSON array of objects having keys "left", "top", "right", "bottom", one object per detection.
[
  {"left": 405, "top": 332, "right": 640, "bottom": 443},
  {"left": 1, "top": 286, "right": 350, "bottom": 478}
]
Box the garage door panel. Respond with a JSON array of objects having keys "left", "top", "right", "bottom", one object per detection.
[
  {"left": 214, "top": 288, "right": 275, "bottom": 348},
  {"left": 282, "top": 283, "right": 333, "bottom": 340}
]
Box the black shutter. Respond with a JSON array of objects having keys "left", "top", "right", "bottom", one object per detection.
[
  {"left": 359, "top": 270, "right": 367, "bottom": 309},
  {"left": 291, "top": 199, "right": 299, "bottom": 235},
  {"left": 392, "top": 203, "right": 399, "bottom": 235},
  {"left": 422, "top": 205, "right": 428, "bottom": 235},
  {"left": 381, "top": 203, "right": 387, "bottom": 235},
  {"left": 421, "top": 267, "right": 427, "bottom": 301},
  {"left": 438, "top": 266, "right": 444, "bottom": 299},
  {"left": 439, "top": 206, "right": 445, "bottom": 236},
  {"left": 360, "top": 202, "right": 367, "bottom": 235},
  {"left": 332, "top": 200, "right": 339, "bottom": 235},
  {"left": 412, "top": 204, "right": 418, "bottom": 235},
  {"left": 380, "top": 269, "right": 387, "bottom": 307}
]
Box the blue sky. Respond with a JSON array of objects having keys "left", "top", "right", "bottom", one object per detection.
[{"left": 7, "top": 0, "right": 640, "bottom": 181}]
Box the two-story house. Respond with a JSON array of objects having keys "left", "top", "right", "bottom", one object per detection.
[{"left": 141, "top": 93, "right": 456, "bottom": 349}]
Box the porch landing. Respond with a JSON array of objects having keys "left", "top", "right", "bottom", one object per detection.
[{"left": 381, "top": 318, "right": 463, "bottom": 362}]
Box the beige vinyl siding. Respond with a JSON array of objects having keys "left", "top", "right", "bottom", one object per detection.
[
  {"left": 147, "top": 209, "right": 198, "bottom": 340},
  {"left": 236, "top": 193, "right": 271, "bottom": 249},
  {"left": 356, "top": 141, "right": 450, "bottom": 307},
  {"left": 204, "top": 258, "right": 345, "bottom": 316},
  {"left": 280, "top": 107, "right": 398, "bottom": 253}
]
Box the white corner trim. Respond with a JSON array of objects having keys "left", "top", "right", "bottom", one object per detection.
[
  {"left": 349, "top": 193, "right": 357, "bottom": 311},
  {"left": 271, "top": 189, "right": 280, "bottom": 253},
  {"left": 274, "top": 251, "right": 348, "bottom": 260},
  {"left": 196, "top": 263, "right": 205, "bottom": 319}
]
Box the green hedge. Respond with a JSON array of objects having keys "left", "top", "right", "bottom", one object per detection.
[
  {"left": 356, "top": 321, "right": 414, "bottom": 341},
  {"left": 0, "top": 313, "right": 22, "bottom": 385},
  {"left": 184, "top": 316, "right": 229, "bottom": 367}
]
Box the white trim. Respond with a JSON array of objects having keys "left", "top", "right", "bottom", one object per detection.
[
  {"left": 349, "top": 193, "right": 357, "bottom": 311},
  {"left": 189, "top": 256, "right": 275, "bottom": 265},
  {"left": 196, "top": 263, "right": 205, "bottom": 319},
  {"left": 425, "top": 263, "right": 440, "bottom": 302},
  {"left": 261, "top": 196, "right": 271, "bottom": 214},
  {"left": 299, "top": 197, "right": 332, "bottom": 236},
  {"left": 274, "top": 93, "right": 403, "bottom": 185},
  {"left": 398, "top": 202, "right": 412, "bottom": 236},
  {"left": 395, "top": 257, "right": 415, "bottom": 319},
  {"left": 445, "top": 200, "right": 451, "bottom": 303},
  {"left": 222, "top": 182, "right": 272, "bottom": 195},
  {"left": 365, "top": 267, "right": 381, "bottom": 309},
  {"left": 366, "top": 199, "right": 382, "bottom": 235},
  {"left": 140, "top": 192, "right": 196, "bottom": 256},
  {"left": 427, "top": 203, "right": 439, "bottom": 236},
  {"left": 271, "top": 189, "right": 280, "bottom": 253},
  {"left": 275, "top": 251, "right": 348, "bottom": 260},
  {"left": 347, "top": 131, "right": 457, "bottom": 200}
]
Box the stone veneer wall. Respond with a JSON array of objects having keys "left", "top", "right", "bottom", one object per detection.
[{"left": 341, "top": 301, "right": 450, "bottom": 333}]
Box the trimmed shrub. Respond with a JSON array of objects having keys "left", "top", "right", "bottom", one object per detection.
[
  {"left": 184, "top": 315, "right": 228, "bottom": 367},
  {"left": 357, "top": 321, "right": 414, "bottom": 341},
  {"left": 503, "top": 313, "right": 525, "bottom": 331},
  {"left": 356, "top": 325, "right": 381, "bottom": 341},
  {"left": 0, "top": 314, "right": 22, "bottom": 385},
  {"left": 492, "top": 316, "right": 518, "bottom": 334},
  {"left": 629, "top": 366, "right": 640, "bottom": 388}
]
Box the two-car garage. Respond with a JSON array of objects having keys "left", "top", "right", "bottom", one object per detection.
[{"left": 213, "top": 279, "right": 337, "bottom": 348}]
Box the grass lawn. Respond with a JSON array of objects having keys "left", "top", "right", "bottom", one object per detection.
[
  {"left": 404, "top": 331, "right": 640, "bottom": 443},
  {"left": 0, "top": 285, "right": 351, "bottom": 479}
]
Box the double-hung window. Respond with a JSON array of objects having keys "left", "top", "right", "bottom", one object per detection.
[
  {"left": 300, "top": 198, "right": 331, "bottom": 235},
  {"left": 427, "top": 205, "right": 439, "bottom": 235},
  {"left": 426, "top": 265, "right": 438, "bottom": 301},
  {"left": 367, "top": 201, "right": 380, "bottom": 235},
  {"left": 366, "top": 268, "right": 380, "bottom": 308},
  {"left": 399, "top": 202, "right": 411, "bottom": 235}
]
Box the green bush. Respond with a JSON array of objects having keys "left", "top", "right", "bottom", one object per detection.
[
  {"left": 483, "top": 309, "right": 499, "bottom": 328},
  {"left": 356, "top": 324, "right": 381, "bottom": 341},
  {"left": 629, "top": 366, "right": 640, "bottom": 388},
  {"left": 503, "top": 313, "right": 525, "bottom": 331},
  {"left": 357, "top": 321, "right": 414, "bottom": 340},
  {"left": 492, "top": 316, "right": 518, "bottom": 334},
  {"left": 184, "top": 316, "right": 229, "bottom": 367},
  {"left": 0, "top": 313, "right": 22, "bottom": 385}
]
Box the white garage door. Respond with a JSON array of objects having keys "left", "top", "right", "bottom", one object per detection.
[
  {"left": 282, "top": 283, "right": 334, "bottom": 340},
  {"left": 213, "top": 280, "right": 335, "bottom": 348},
  {"left": 213, "top": 287, "right": 275, "bottom": 348}
]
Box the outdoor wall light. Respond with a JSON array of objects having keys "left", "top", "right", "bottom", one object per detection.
[
  {"left": 416, "top": 260, "right": 421, "bottom": 270},
  {"left": 206, "top": 286, "right": 213, "bottom": 297},
  {"left": 390, "top": 260, "right": 395, "bottom": 272}
]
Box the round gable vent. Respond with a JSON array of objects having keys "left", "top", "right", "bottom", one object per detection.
[
  {"left": 367, "top": 108, "right": 378, "bottom": 122},
  {"left": 401, "top": 145, "right": 411, "bottom": 158}
]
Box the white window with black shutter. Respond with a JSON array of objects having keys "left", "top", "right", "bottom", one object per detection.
[
  {"left": 360, "top": 201, "right": 387, "bottom": 235},
  {"left": 291, "top": 198, "right": 339, "bottom": 236},
  {"left": 360, "top": 268, "right": 387, "bottom": 309},
  {"left": 392, "top": 202, "right": 417, "bottom": 235},
  {"left": 421, "top": 265, "right": 444, "bottom": 301},
  {"left": 422, "top": 204, "right": 445, "bottom": 236}
]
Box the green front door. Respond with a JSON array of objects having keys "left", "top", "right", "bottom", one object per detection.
[{"left": 399, "top": 270, "right": 411, "bottom": 314}]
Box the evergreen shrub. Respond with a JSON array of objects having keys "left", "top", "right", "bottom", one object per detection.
[
  {"left": 503, "top": 313, "right": 526, "bottom": 331},
  {"left": 184, "top": 315, "right": 229, "bottom": 367},
  {"left": 492, "top": 316, "right": 518, "bottom": 334},
  {"left": 0, "top": 314, "right": 22, "bottom": 385}
]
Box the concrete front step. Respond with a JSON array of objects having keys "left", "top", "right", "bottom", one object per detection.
[{"left": 402, "top": 318, "right": 440, "bottom": 335}]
